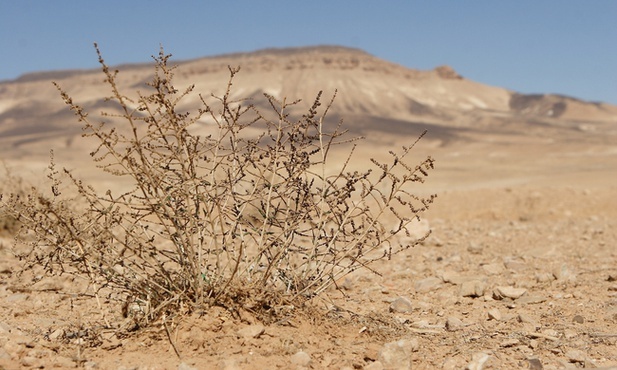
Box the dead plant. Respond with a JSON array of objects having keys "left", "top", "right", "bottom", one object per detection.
[{"left": 1, "top": 44, "right": 436, "bottom": 328}]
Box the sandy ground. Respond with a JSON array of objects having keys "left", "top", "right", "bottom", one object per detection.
[{"left": 1, "top": 123, "right": 617, "bottom": 369}]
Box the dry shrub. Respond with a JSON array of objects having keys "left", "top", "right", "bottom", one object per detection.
[
  {"left": 0, "top": 165, "right": 27, "bottom": 237},
  {"left": 1, "top": 45, "right": 436, "bottom": 327}
]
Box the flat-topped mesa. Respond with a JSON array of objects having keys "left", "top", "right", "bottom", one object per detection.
[{"left": 181, "top": 45, "right": 422, "bottom": 77}]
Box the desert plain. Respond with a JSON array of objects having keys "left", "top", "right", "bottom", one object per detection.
[{"left": 0, "top": 46, "right": 616, "bottom": 369}]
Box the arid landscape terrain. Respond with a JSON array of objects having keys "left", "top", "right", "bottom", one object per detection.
[{"left": 1, "top": 46, "right": 616, "bottom": 369}]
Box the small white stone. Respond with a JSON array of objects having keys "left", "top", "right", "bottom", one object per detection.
[{"left": 290, "top": 351, "right": 312, "bottom": 367}]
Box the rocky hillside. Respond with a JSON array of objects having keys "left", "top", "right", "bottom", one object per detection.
[{"left": 1, "top": 45, "right": 616, "bottom": 159}]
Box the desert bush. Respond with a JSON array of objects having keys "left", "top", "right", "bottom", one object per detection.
[
  {"left": 0, "top": 165, "right": 26, "bottom": 236},
  {"left": 1, "top": 45, "right": 436, "bottom": 327}
]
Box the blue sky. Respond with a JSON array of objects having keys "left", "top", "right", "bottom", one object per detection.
[{"left": 1, "top": 1, "right": 616, "bottom": 105}]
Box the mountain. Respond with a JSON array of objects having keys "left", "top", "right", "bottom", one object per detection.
[{"left": 1, "top": 46, "right": 616, "bottom": 189}]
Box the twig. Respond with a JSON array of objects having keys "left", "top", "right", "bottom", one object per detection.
[{"left": 163, "top": 316, "right": 181, "bottom": 359}]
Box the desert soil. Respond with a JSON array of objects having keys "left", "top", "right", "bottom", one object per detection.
[{"left": 1, "top": 130, "right": 617, "bottom": 370}]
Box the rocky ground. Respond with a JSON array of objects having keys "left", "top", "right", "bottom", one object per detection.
[
  {"left": 1, "top": 42, "right": 617, "bottom": 370},
  {"left": 1, "top": 184, "right": 616, "bottom": 369}
]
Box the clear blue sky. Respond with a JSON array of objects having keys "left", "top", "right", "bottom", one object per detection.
[{"left": 1, "top": 1, "right": 616, "bottom": 105}]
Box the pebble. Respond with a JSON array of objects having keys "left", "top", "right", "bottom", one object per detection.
[
  {"left": 553, "top": 264, "right": 576, "bottom": 282},
  {"left": 20, "top": 356, "right": 37, "bottom": 367},
  {"left": 445, "top": 316, "right": 465, "bottom": 331},
  {"left": 236, "top": 324, "right": 265, "bottom": 339},
  {"left": 572, "top": 315, "right": 585, "bottom": 324},
  {"left": 564, "top": 348, "right": 588, "bottom": 364},
  {"left": 52, "top": 355, "right": 76, "bottom": 368},
  {"left": 466, "top": 351, "right": 490, "bottom": 370},
  {"left": 178, "top": 362, "right": 198, "bottom": 370},
  {"left": 378, "top": 339, "right": 414, "bottom": 370},
  {"left": 527, "top": 358, "right": 543, "bottom": 370},
  {"left": 516, "top": 295, "right": 546, "bottom": 305},
  {"left": 504, "top": 258, "right": 528, "bottom": 271},
  {"left": 493, "top": 286, "right": 527, "bottom": 300},
  {"left": 482, "top": 263, "right": 504, "bottom": 275},
  {"left": 535, "top": 272, "right": 555, "bottom": 283},
  {"left": 442, "top": 271, "right": 485, "bottom": 285},
  {"left": 460, "top": 280, "right": 486, "bottom": 298},
  {"left": 290, "top": 351, "right": 312, "bottom": 367},
  {"left": 518, "top": 314, "right": 540, "bottom": 329},
  {"left": 487, "top": 308, "right": 502, "bottom": 321},
  {"left": 414, "top": 276, "right": 442, "bottom": 293},
  {"left": 48, "top": 328, "right": 64, "bottom": 341},
  {"left": 389, "top": 297, "right": 413, "bottom": 313},
  {"left": 83, "top": 361, "right": 98, "bottom": 369},
  {"left": 500, "top": 338, "right": 520, "bottom": 347},
  {"left": 467, "top": 242, "right": 483, "bottom": 254}
]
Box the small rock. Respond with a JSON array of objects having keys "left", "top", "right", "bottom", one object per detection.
[
  {"left": 48, "top": 328, "right": 64, "bottom": 341},
  {"left": 378, "top": 339, "right": 413, "bottom": 370},
  {"left": 466, "top": 352, "right": 490, "bottom": 370},
  {"left": 442, "top": 271, "right": 485, "bottom": 285},
  {"left": 527, "top": 358, "right": 543, "bottom": 370},
  {"left": 504, "top": 258, "right": 528, "bottom": 271},
  {"left": 553, "top": 264, "right": 576, "bottom": 282},
  {"left": 572, "top": 315, "right": 585, "bottom": 324},
  {"left": 414, "top": 277, "right": 442, "bottom": 293},
  {"left": 410, "top": 320, "right": 433, "bottom": 329},
  {"left": 21, "top": 356, "right": 39, "bottom": 367},
  {"left": 290, "top": 351, "right": 312, "bottom": 367},
  {"left": 446, "top": 316, "right": 465, "bottom": 331},
  {"left": 516, "top": 295, "right": 546, "bottom": 305},
  {"left": 389, "top": 297, "right": 413, "bottom": 313},
  {"left": 460, "top": 280, "right": 486, "bottom": 298},
  {"left": 608, "top": 274, "right": 617, "bottom": 282},
  {"left": 535, "top": 272, "right": 555, "bottom": 283},
  {"left": 84, "top": 361, "right": 98, "bottom": 370},
  {"left": 467, "top": 242, "right": 483, "bottom": 254},
  {"left": 518, "top": 314, "right": 540, "bottom": 330},
  {"left": 482, "top": 263, "right": 504, "bottom": 275},
  {"left": 541, "top": 329, "right": 560, "bottom": 339},
  {"left": 236, "top": 324, "right": 265, "bottom": 339},
  {"left": 493, "top": 286, "right": 527, "bottom": 300},
  {"left": 565, "top": 348, "right": 588, "bottom": 364},
  {"left": 52, "top": 355, "right": 76, "bottom": 368},
  {"left": 500, "top": 338, "right": 519, "bottom": 347},
  {"left": 487, "top": 308, "right": 502, "bottom": 321}
]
